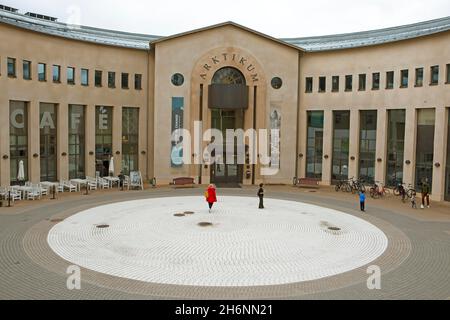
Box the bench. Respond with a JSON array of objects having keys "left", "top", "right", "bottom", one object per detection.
[
  {"left": 296, "top": 178, "right": 320, "bottom": 189},
  {"left": 172, "top": 177, "right": 195, "bottom": 188}
]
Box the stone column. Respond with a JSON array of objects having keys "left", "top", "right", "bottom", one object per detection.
[
  {"left": 321, "top": 109, "right": 333, "bottom": 185},
  {"left": 113, "top": 105, "right": 122, "bottom": 176},
  {"left": 375, "top": 108, "right": 388, "bottom": 184},
  {"left": 0, "top": 96, "right": 9, "bottom": 186},
  {"left": 85, "top": 105, "right": 96, "bottom": 178},
  {"left": 29, "top": 100, "right": 40, "bottom": 183},
  {"left": 431, "top": 106, "right": 447, "bottom": 201},
  {"left": 298, "top": 109, "right": 307, "bottom": 179},
  {"left": 58, "top": 102, "right": 69, "bottom": 181},
  {"left": 348, "top": 109, "right": 360, "bottom": 179},
  {"left": 403, "top": 108, "right": 417, "bottom": 185}
]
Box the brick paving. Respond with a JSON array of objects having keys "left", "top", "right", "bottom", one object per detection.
[{"left": 0, "top": 185, "right": 449, "bottom": 299}]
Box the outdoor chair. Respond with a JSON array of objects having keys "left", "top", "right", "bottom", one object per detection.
[
  {"left": 62, "top": 180, "right": 77, "bottom": 192},
  {"left": 123, "top": 175, "right": 130, "bottom": 190},
  {"left": 38, "top": 183, "right": 49, "bottom": 196},
  {"left": 26, "top": 187, "right": 41, "bottom": 200},
  {"left": 97, "top": 177, "right": 110, "bottom": 189},
  {"left": 87, "top": 178, "right": 97, "bottom": 191},
  {"left": 6, "top": 188, "right": 22, "bottom": 202}
]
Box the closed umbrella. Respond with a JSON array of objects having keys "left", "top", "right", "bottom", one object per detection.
[
  {"left": 17, "top": 160, "right": 25, "bottom": 183},
  {"left": 108, "top": 157, "right": 115, "bottom": 176}
]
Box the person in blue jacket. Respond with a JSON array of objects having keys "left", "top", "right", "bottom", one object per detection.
[{"left": 359, "top": 190, "right": 366, "bottom": 212}]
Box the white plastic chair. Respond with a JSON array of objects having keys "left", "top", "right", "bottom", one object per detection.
[
  {"left": 97, "top": 177, "right": 110, "bottom": 189},
  {"left": 39, "top": 183, "right": 49, "bottom": 196},
  {"left": 62, "top": 180, "right": 77, "bottom": 192},
  {"left": 87, "top": 178, "right": 97, "bottom": 191},
  {"left": 123, "top": 176, "right": 130, "bottom": 190},
  {"left": 26, "top": 187, "right": 41, "bottom": 200}
]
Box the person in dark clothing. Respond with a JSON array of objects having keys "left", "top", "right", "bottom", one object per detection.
[
  {"left": 257, "top": 183, "right": 264, "bottom": 209},
  {"left": 118, "top": 171, "right": 125, "bottom": 190},
  {"left": 420, "top": 178, "right": 430, "bottom": 209}
]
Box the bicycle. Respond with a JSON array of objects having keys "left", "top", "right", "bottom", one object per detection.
[
  {"left": 369, "top": 181, "right": 390, "bottom": 199},
  {"left": 335, "top": 179, "right": 351, "bottom": 192},
  {"left": 401, "top": 183, "right": 416, "bottom": 202}
]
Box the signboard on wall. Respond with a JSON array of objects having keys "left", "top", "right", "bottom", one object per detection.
[
  {"left": 270, "top": 103, "right": 281, "bottom": 169},
  {"left": 171, "top": 97, "right": 184, "bottom": 167}
]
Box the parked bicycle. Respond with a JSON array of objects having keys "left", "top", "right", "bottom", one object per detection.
[
  {"left": 401, "top": 183, "right": 416, "bottom": 202},
  {"left": 349, "top": 177, "right": 366, "bottom": 194},
  {"left": 335, "top": 179, "right": 351, "bottom": 192},
  {"left": 369, "top": 181, "right": 390, "bottom": 199}
]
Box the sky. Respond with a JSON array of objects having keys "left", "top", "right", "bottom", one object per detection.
[{"left": 3, "top": 0, "right": 450, "bottom": 38}]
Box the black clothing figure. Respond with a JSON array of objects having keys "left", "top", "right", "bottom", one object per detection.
[
  {"left": 257, "top": 184, "right": 264, "bottom": 209},
  {"left": 118, "top": 172, "right": 125, "bottom": 190}
]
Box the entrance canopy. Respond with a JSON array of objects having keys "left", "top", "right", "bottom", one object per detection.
[{"left": 208, "top": 84, "right": 249, "bottom": 109}]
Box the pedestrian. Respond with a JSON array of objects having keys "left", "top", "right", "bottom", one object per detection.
[
  {"left": 359, "top": 190, "right": 366, "bottom": 212},
  {"left": 257, "top": 183, "right": 264, "bottom": 209},
  {"left": 118, "top": 171, "right": 125, "bottom": 190},
  {"left": 411, "top": 193, "right": 417, "bottom": 209},
  {"left": 205, "top": 184, "right": 217, "bottom": 213},
  {"left": 420, "top": 177, "right": 430, "bottom": 209}
]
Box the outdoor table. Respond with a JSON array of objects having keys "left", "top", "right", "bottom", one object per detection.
[
  {"left": 70, "top": 179, "right": 87, "bottom": 192},
  {"left": 14, "top": 186, "right": 33, "bottom": 199},
  {"left": 41, "top": 181, "right": 60, "bottom": 195},
  {"left": 104, "top": 177, "right": 120, "bottom": 189}
]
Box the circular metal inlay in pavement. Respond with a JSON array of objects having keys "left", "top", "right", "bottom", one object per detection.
[{"left": 47, "top": 196, "right": 388, "bottom": 287}]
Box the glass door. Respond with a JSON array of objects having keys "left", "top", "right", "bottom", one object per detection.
[
  {"left": 210, "top": 109, "right": 244, "bottom": 184},
  {"left": 40, "top": 103, "right": 57, "bottom": 182}
]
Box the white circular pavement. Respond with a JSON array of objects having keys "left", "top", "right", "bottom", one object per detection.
[{"left": 48, "top": 196, "right": 388, "bottom": 287}]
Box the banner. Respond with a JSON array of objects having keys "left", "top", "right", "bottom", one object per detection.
[
  {"left": 171, "top": 97, "right": 184, "bottom": 167},
  {"left": 269, "top": 103, "right": 281, "bottom": 168}
]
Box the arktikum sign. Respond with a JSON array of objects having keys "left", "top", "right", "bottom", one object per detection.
[{"left": 199, "top": 52, "right": 260, "bottom": 83}]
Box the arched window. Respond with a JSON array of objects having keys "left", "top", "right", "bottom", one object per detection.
[{"left": 211, "top": 67, "right": 246, "bottom": 85}]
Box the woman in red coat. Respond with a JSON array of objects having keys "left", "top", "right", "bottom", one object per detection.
[{"left": 206, "top": 184, "right": 217, "bottom": 213}]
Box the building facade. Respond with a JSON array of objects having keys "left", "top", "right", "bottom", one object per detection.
[{"left": 0, "top": 8, "right": 449, "bottom": 201}]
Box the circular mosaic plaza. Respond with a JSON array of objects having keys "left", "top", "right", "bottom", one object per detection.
[{"left": 47, "top": 196, "right": 388, "bottom": 287}]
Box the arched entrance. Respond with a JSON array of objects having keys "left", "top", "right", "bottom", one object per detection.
[{"left": 209, "top": 67, "right": 247, "bottom": 185}]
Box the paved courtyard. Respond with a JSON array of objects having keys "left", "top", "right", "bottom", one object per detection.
[{"left": 0, "top": 185, "right": 449, "bottom": 299}]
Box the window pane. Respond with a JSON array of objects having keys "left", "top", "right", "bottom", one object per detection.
[
  {"left": 359, "top": 110, "right": 377, "bottom": 184},
  {"left": 23, "top": 61, "right": 31, "bottom": 79},
  {"left": 415, "top": 109, "right": 435, "bottom": 191},
  {"left": 332, "top": 111, "right": 350, "bottom": 182},
  {"left": 358, "top": 74, "right": 366, "bottom": 91},
  {"left": 67, "top": 67, "right": 75, "bottom": 84},
  {"left": 400, "top": 70, "right": 409, "bottom": 87},
  {"left": 7, "top": 57, "right": 16, "bottom": 76},
  {"left": 332, "top": 76, "right": 339, "bottom": 92},
  {"left": 10, "top": 101, "right": 28, "bottom": 183},
  {"left": 386, "top": 71, "right": 394, "bottom": 89},
  {"left": 431, "top": 66, "right": 439, "bottom": 85},
  {"left": 345, "top": 75, "right": 352, "bottom": 91},
  {"left": 122, "top": 73, "right": 129, "bottom": 89},
  {"left": 305, "top": 77, "right": 313, "bottom": 93},
  {"left": 53, "top": 65, "right": 60, "bottom": 82},
  {"left": 95, "top": 70, "right": 102, "bottom": 87},
  {"left": 38, "top": 63, "right": 46, "bottom": 81},
  {"left": 318, "top": 77, "right": 326, "bottom": 92},
  {"left": 95, "top": 106, "right": 113, "bottom": 177},
  {"left": 81, "top": 69, "right": 89, "bottom": 86},
  {"left": 122, "top": 107, "right": 140, "bottom": 174},
  {"left": 306, "top": 111, "right": 324, "bottom": 179},
  {"left": 108, "top": 72, "right": 115, "bottom": 88},
  {"left": 372, "top": 73, "right": 380, "bottom": 90},
  {"left": 135, "top": 74, "right": 142, "bottom": 90}
]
